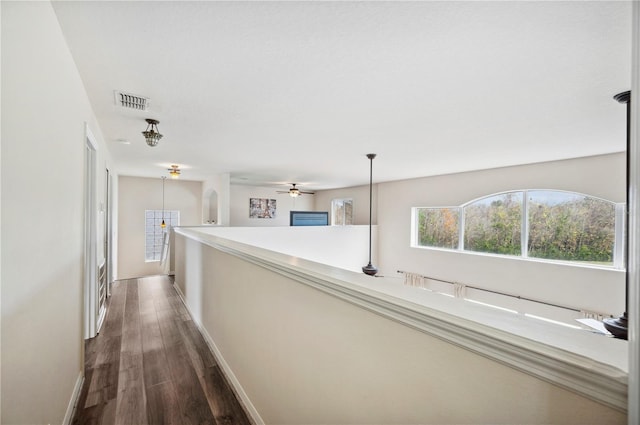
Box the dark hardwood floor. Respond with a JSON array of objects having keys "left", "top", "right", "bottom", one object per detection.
[{"left": 72, "top": 275, "right": 252, "bottom": 425}]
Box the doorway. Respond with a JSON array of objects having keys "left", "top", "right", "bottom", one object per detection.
[{"left": 84, "top": 124, "right": 105, "bottom": 339}]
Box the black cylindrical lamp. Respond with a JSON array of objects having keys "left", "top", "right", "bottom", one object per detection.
[
  {"left": 604, "top": 90, "right": 631, "bottom": 339},
  {"left": 362, "top": 153, "right": 378, "bottom": 276}
]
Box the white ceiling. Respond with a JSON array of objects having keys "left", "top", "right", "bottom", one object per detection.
[{"left": 52, "top": 1, "right": 632, "bottom": 190}]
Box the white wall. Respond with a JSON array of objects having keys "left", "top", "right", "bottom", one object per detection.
[
  {"left": 229, "top": 184, "right": 314, "bottom": 226},
  {"left": 202, "top": 172, "right": 230, "bottom": 225},
  {"left": 118, "top": 176, "right": 202, "bottom": 279},
  {"left": 175, "top": 234, "right": 625, "bottom": 425},
  {"left": 314, "top": 154, "right": 626, "bottom": 319},
  {"left": 185, "top": 225, "right": 377, "bottom": 273},
  {"left": 375, "top": 153, "right": 626, "bottom": 316},
  {"left": 1, "top": 3, "right": 4, "bottom": 418},
  {"left": 109, "top": 171, "right": 119, "bottom": 286},
  {"left": 314, "top": 184, "right": 377, "bottom": 225},
  {"left": 1, "top": 1, "right": 111, "bottom": 423}
]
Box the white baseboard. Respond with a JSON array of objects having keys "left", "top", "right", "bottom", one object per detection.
[
  {"left": 172, "top": 282, "right": 264, "bottom": 425},
  {"left": 63, "top": 371, "right": 84, "bottom": 425}
]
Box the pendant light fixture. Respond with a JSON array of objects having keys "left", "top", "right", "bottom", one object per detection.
[
  {"left": 161, "top": 176, "right": 166, "bottom": 228},
  {"left": 142, "top": 118, "right": 163, "bottom": 147},
  {"left": 603, "top": 90, "right": 631, "bottom": 339},
  {"left": 362, "top": 153, "right": 378, "bottom": 276}
]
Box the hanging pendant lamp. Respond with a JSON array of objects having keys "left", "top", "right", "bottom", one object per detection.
[
  {"left": 603, "top": 90, "right": 631, "bottom": 339},
  {"left": 161, "top": 176, "right": 166, "bottom": 228},
  {"left": 142, "top": 118, "right": 163, "bottom": 147},
  {"left": 362, "top": 153, "right": 378, "bottom": 276}
]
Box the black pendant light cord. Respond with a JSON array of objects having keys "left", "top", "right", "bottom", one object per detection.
[
  {"left": 363, "top": 153, "right": 378, "bottom": 276},
  {"left": 603, "top": 91, "right": 630, "bottom": 339},
  {"left": 368, "top": 156, "right": 373, "bottom": 260},
  {"left": 161, "top": 176, "right": 166, "bottom": 228}
]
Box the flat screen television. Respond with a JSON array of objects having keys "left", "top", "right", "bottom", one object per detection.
[{"left": 290, "top": 211, "right": 329, "bottom": 226}]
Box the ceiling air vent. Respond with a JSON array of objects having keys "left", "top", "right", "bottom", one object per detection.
[{"left": 114, "top": 91, "right": 149, "bottom": 111}]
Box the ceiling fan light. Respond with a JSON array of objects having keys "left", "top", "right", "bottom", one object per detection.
[
  {"left": 289, "top": 188, "right": 300, "bottom": 197},
  {"left": 168, "top": 164, "right": 181, "bottom": 178}
]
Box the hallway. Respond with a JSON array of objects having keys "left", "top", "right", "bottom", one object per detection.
[{"left": 72, "top": 276, "right": 251, "bottom": 425}]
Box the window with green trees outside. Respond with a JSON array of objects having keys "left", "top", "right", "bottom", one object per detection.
[{"left": 414, "top": 190, "right": 621, "bottom": 267}]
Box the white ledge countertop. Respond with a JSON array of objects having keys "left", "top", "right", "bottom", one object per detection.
[{"left": 175, "top": 226, "right": 628, "bottom": 412}]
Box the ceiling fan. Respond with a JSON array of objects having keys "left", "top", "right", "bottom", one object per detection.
[
  {"left": 167, "top": 164, "right": 181, "bottom": 178},
  {"left": 277, "top": 183, "right": 315, "bottom": 198}
]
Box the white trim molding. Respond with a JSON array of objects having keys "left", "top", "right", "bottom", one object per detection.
[
  {"left": 83, "top": 123, "right": 99, "bottom": 339},
  {"left": 176, "top": 227, "right": 628, "bottom": 413},
  {"left": 628, "top": 1, "right": 640, "bottom": 424},
  {"left": 63, "top": 372, "right": 84, "bottom": 425}
]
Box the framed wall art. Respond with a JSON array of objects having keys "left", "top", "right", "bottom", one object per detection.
[{"left": 249, "top": 198, "right": 277, "bottom": 218}]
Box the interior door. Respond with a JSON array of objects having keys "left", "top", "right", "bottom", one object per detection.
[{"left": 84, "top": 126, "right": 98, "bottom": 339}]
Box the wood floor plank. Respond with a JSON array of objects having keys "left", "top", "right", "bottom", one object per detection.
[
  {"left": 122, "top": 281, "right": 140, "bottom": 332},
  {"left": 157, "top": 307, "right": 183, "bottom": 348},
  {"left": 84, "top": 366, "right": 118, "bottom": 408},
  {"left": 73, "top": 276, "right": 251, "bottom": 425},
  {"left": 100, "top": 282, "right": 126, "bottom": 338},
  {"left": 176, "top": 319, "right": 217, "bottom": 377},
  {"left": 118, "top": 354, "right": 143, "bottom": 393},
  {"left": 114, "top": 385, "right": 147, "bottom": 425},
  {"left": 164, "top": 342, "right": 218, "bottom": 425},
  {"left": 120, "top": 280, "right": 143, "bottom": 372},
  {"left": 168, "top": 292, "right": 189, "bottom": 313},
  {"left": 200, "top": 366, "right": 252, "bottom": 425},
  {"left": 94, "top": 335, "right": 122, "bottom": 367},
  {"left": 85, "top": 335, "right": 121, "bottom": 408},
  {"left": 138, "top": 280, "right": 157, "bottom": 316},
  {"left": 145, "top": 380, "right": 183, "bottom": 425},
  {"left": 140, "top": 312, "right": 164, "bottom": 352},
  {"left": 101, "top": 398, "right": 117, "bottom": 425},
  {"left": 142, "top": 348, "right": 172, "bottom": 387},
  {"left": 84, "top": 332, "right": 100, "bottom": 370}
]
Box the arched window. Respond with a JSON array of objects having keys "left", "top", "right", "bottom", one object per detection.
[
  {"left": 413, "top": 190, "right": 623, "bottom": 268},
  {"left": 463, "top": 192, "right": 523, "bottom": 256}
]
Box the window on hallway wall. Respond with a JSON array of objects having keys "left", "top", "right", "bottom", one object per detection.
[
  {"left": 527, "top": 191, "right": 617, "bottom": 266},
  {"left": 464, "top": 192, "right": 523, "bottom": 256},
  {"left": 413, "top": 190, "right": 622, "bottom": 268},
  {"left": 416, "top": 207, "right": 460, "bottom": 249},
  {"left": 145, "top": 210, "right": 180, "bottom": 262},
  {"left": 332, "top": 198, "right": 353, "bottom": 225}
]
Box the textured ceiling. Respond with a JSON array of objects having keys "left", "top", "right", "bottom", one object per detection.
[{"left": 52, "top": 1, "right": 632, "bottom": 190}]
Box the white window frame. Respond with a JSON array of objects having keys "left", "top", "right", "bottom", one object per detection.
[
  {"left": 145, "top": 210, "right": 180, "bottom": 262},
  {"left": 331, "top": 198, "right": 353, "bottom": 226},
  {"left": 413, "top": 190, "right": 623, "bottom": 269}
]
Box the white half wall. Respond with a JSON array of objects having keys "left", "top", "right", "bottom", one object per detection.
[
  {"left": 1, "top": 1, "right": 110, "bottom": 423},
  {"left": 118, "top": 176, "right": 202, "bottom": 279},
  {"left": 183, "top": 225, "right": 377, "bottom": 273},
  {"left": 229, "top": 184, "right": 314, "bottom": 226},
  {"left": 174, "top": 232, "right": 625, "bottom": 425}
]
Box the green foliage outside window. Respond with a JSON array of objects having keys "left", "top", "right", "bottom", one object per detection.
[
  {"left": 464, "top": 192, "right": 523, "bottom": 256},
  {"left": 418, "top": 208, "right": 459, "bottom": 249},
  {"left": 528, "top": 192, "right": 614, "bottom": 264},
  {"left": 415, "top": 190, "right": 618, "bottom": 267}
]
